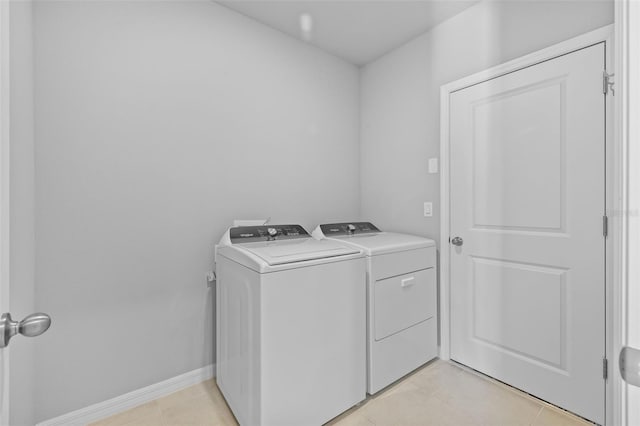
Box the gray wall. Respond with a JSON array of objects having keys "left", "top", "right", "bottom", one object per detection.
[
  {"left": 359, "top": 0, "right": 614, "bottom": 245},
  {"left": 19, "top": 0, "right": 616, "bottom": 422},
  {"left": 9, "top": 1, "right": 36, "bottom": 425},
  {"left": 32, "top": 1, "right": 360, "bottom": 421}
]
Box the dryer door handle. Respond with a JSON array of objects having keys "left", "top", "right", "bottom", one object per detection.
[{"left": 401, "top": 277, "right": 415, "bottom": 288}]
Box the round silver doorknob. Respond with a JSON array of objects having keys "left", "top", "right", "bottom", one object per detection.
[
  {"left": 19, "top": 313, "right": 52, "bottom": 337},
  {"left": 451, "top": 236, "right": 464, "bottom": 246},
  {"left": 0, "top": 312, "right": 51, "bottom": 348}
]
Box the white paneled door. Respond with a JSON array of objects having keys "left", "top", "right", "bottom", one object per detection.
[{"left": 449, "top": 43, "right": 606, "bottom": 424}]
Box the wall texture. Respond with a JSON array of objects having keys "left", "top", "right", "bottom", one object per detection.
[
  {"left": 9, "top": 1, "right": 36, "bottom": 425},
  {"left": 359, "top": 0, "right": 614, "bottom": 245},
  {"left": 32, "top": 1, "right": 360, "bottom": 421},
  {"left": 22, "top": 0, "right": 615, "bottom": 421}
]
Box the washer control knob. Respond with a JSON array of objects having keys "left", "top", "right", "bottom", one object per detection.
[
  {"left": 347, "top": 224, "right": 357, "bottom": 235},
  {"left": 267, "top": 227, "right": 278, "bottom": 237}
]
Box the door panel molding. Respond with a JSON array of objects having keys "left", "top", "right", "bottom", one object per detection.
[
  {"left": 471, "top": 78, "right": 567, "bottom": 233},
  {"left": 440, "top": 24, "right": 615, "bottom": 424},
  {"left": 469, "top": 256, "right": 569, "bottom": 371}
]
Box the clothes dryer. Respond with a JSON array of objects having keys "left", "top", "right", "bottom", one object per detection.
[{"left": 312, "top": 222, "right": 437, "bottom": 394}]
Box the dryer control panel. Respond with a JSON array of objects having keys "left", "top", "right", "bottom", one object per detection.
[
  {"left": 230, "top": 224, "right": 309, "bottom": 243},
  {"left": 320, "top": 222, "right": 380, "bottom": 236}
]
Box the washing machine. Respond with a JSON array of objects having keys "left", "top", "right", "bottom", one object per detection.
[
  {"left": 215, "top": 224, "right": 366, "bottom": 426},
  {"left": 312, "top": 222, "right": 437, "bottom": 394}
]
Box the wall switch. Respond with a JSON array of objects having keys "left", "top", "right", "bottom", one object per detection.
[
  {"left": 428, "top": 158, "right": 439, "bottom": 174},
  {"left": 423, "top": 202, "right": 433, "bottom": 217}
]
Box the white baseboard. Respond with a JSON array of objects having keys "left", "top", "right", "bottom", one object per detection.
[{"left": 37, "top": 364, "right": 215, "bottom": 426}]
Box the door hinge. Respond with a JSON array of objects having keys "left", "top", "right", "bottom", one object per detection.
[
  {"left": 603, "top": 215, "right": 609, "bottom": 238},
  {"left": 603, "top": 358, "right": 609, "bottom": 380},
  {"left": 603, "top": 71, "right": 615, "bottom": 95}
]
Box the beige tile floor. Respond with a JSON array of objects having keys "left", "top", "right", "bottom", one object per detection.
[{"left": 91, "top": 360, "right": 593, "bottom": 426}]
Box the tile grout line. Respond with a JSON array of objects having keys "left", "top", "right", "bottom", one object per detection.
[{"left": 530, "top": 405, "right": 544, "bottom": 426}]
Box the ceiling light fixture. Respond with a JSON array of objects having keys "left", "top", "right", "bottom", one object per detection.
[{"left": 299, "top": 13, "right": 313, "bottom": 41}]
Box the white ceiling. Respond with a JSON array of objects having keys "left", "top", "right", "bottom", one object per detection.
[{"left": 217, "top": 1, "right": 479, "bottom": 65}]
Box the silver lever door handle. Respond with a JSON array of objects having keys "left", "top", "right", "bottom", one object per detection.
[
  {"left": 451, "top": 236, "right": 464, "bottom": 246},
  {"left": 0, "top": 312, "right": 51, "bottom": 348}
]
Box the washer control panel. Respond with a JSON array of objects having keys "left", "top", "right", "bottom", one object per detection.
[
  {"left": 230, "top": 224, "right": 309, "bottom": 243},
  {"left": 320, "top": 222, "right": 380, "bottom": 236}
]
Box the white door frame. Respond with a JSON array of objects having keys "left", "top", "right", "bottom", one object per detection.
[
  {"left": 613, "top": 1, "right": 639, "bottom": 425},
  {"left": 439, "top": 24, "right": 617, "bottom": 425},
  {"left": 0, "top": 0, "right": 10, "bottom": 424}
]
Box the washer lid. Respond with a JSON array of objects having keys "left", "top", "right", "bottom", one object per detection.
[{"left": 241, "top": 238, "right": 360, "bottom": 266}]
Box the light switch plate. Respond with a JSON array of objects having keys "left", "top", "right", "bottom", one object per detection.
[
  {"left": 428, "top": 158, "right": 439, "bottom": 174},
  {"left": 423, "top": 202, "right": 433, "bottom": 217}
]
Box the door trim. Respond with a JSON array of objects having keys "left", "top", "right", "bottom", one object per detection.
[
  {"left": 0, "top": 0, "right": 11, "bottom": 424},
  {"left": 613, "top": 1, "right": 640, "bottom": 425},
  {"left": 439, "top": 24, "right": 616, "bottom": 425}
]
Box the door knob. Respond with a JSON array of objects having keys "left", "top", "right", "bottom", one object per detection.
[
  {"left": 451, "top": 236, "right": 464, "bottom": 246},
  {"left": 0, "top": 312, "right": 51, "bottom": 348}
]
